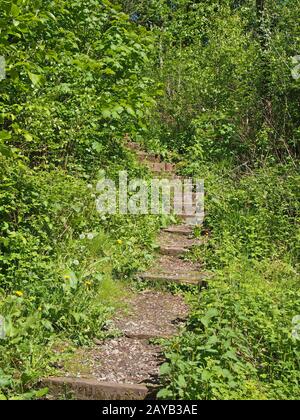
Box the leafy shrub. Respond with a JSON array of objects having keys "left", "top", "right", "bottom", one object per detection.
[
  {"left": 0, "top": 0, "right": 161, "bottom": 398},
  {"left": 159, "top": 259, "right": 300, "bottom": 400},
  {"left": 185, "top": 164, "right": 299, "bottom": 267},
  {"left": 0, "top": 0, "right": 157, "bottom": 170},
  {"left": 0, "top": 153, "right": 161, "bottom": 397},
  {"left": 158, "top": 163, "right": 299, "bottom": 400}
]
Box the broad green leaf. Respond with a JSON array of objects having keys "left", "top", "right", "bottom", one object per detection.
[
  {"left": 35, "top": 388, "right": 49, "bottom": 398},
  {"left": 28, "top": 72, "right": 41, "bottom": 86},
  {"left": 160, "top": 363, "right": 171, "bottom": 375},
  {"left": 0, "top": 131, "right": 11, "bottom": 140},
  {"left": 24, "top": 133, "right": 33, "bottom": 142},
  {"left": 156, "top": 388, "right": 171, "bottom": 399},
  {"left": 101, "top": 109, "right": 111, "bottom": 118},
  {"left": 11, "top": 4, "right": 20, "bottom": 17},
  {"left": 206, "top": 308, "right": 219, "bottom": 318},
  {"left": 92, "top": 142, "right": 103, "bottom": 153},
  {"left": 177, "top": 375, "right": 187, "bottom": 388}
]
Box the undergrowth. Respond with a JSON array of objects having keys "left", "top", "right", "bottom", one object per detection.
[{"left": 158, "top": 163, "right": 300, "bottom": 400}]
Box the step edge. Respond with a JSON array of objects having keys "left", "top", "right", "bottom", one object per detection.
[{"left": 41, "top": 377, "right": 153, "bottom": 400}]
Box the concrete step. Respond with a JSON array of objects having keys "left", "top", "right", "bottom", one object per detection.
[
  {"left": 163, "top": 225, "right": 193, "bottom": 236},
  {"left": 181, "top": 213, "right": 205, "bottom": 226},
  {"left": 147, "top": 162, "right": 176, "bottom": 172},
  {"left": 138, "top": 272, "right": 209, "bottom": 286},
  {"left": 42, "top": 377, "right": 155, "bottom": 400},
  {"left": 123, "top": 332, "right": 172, "bottom": 340},
  {"left": 126, "top": 141, "right": 141, "bottom": 151},
  {"left": 136, "top": 151, "right": 160, "bottom": 164},
  {"left": 165, "top": 162, "right": 176, "bottom": 172},
  {"left": 159, "top": 246, "right": 189, "bottom": 256}
]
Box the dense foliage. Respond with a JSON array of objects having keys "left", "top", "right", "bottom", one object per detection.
[
  {"left": 0, "top": 0, "right": 160, "bottom": 398},
  {"left": 122, "top": 0, "right": 300, "bottom": 400},
  {"left": 159, "top": 259, "right": 300, "bottom": 400},
  {"left": 0, "top": 0, "right": 299, "bottom": 400},
  {"left": 127, "top": 0, "right": 300, "bottom": 163}
]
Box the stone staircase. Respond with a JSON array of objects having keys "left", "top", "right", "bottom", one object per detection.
[
  {"left": 42, "top": 141, "right": 209, "bottom": 400},
  {"left": 128, "top": 141, "right": 208, "bottom": 287}
]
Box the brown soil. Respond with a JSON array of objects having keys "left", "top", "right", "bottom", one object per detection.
[
  {"left": 113, "top": 290, "right": 189, "bottom": 338},
  {"left": 158, "top": 231, "right": 201, "bottom": 249},
  {"left": 149, "top": 254, "right": 201, "bottom": 275},
  {"left": 62, "top": 290, "right": 188, "bottom": 385},
  {"left": 79, "top": 338, "right": 163, "bottom": 385}
]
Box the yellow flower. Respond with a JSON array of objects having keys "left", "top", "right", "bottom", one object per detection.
[
  {"left": 116, "top": 239, "right": 123, "bottom": 245},
  {"left": 64, "top": 275, "right": 71, "bottom": 280},
  {"left": 85, "top": 281, "right": 92, "bottom": 287},
  {"left": 15, "top": 291, "right": 23, "bottom": 297}
]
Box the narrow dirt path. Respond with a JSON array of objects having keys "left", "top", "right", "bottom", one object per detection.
[{"left": 43, "top": 142, "right": 208, "bottom": 400}]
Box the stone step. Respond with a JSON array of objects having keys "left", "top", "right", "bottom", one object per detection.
[
  {"left": 159, "top": 246, "right": 189, "bottom": 256},
  {"left": 151, "top": 162, "right": 176, "bottom": 172},
  {"left": 181, "top": 213, "right": 205, "bottom": 226},
  {"left": 152, "top": 173, "right": 175, "bottom": 179},
  {"left": 126, "top": 141, "right": 141, "bottom": 151},
  {"left": 112, "top": 291, "right": 188, "bottom": 341},
  {"left": 138, "top": 272, "right": 209, "bottom": 286},
  {"left": 136, "top": 151, "right": 160, "bottom": 164},
  {"left": 148, "top": 162, "right": 165, "bottom": 172},
  {"left": 172, "top": 203, "right": 198, "bottom": 210},
  {"left": 165, "top": 162, "right": 176, "bottom": 172},
  {"left": 124, "top": 332, "right": 172, "bottom": 340},
  {"left": 42, "top": 377, "right": 154, "bottom": 400},
  {"left": 152, "top": 174, "right": 182, "bottom": 180},
  {"left": 163, "top": 225, "right": 193, "bottom": 236}
]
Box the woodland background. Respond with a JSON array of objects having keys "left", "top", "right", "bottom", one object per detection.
[{"left": 0, "top": 0, "right": 299, "bottom": 399}]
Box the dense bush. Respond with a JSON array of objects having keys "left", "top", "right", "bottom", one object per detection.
[
  {"left": 133, "top": 0, "right": 300, "bottom": 163},
  {"left": 187, "top": 164, "right": 299, "bottom": 266},
  {"left": 127, "top": 0, "right": 300, "bottom": 400},
  {"left": 0, "top": 0, "right": 299, "bottom": 400},
  {"left": 0, "top": 0, "right": 160, "bottom": 398},
  {"left": 158, "top": 162, "right": 299, "bottom": 400},
  {"left": 159, "top": 259, "right": 300, "bottom": 400},
  {"left": 0, "top": 0, "right": 157, "bottom": 169}
]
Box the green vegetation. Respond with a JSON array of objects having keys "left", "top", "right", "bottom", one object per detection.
[
  {"left": 0, "top": 0, "right": 299, "bottom": 400},
  {"left": 159, "top": 259, "right": 300, "bottom": 400},
  {"left": 0, "top": 0, "right": 160, "bottom": 399},
  {"left": 131, "top": 0, "right": 299, "bottom": 400}
]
